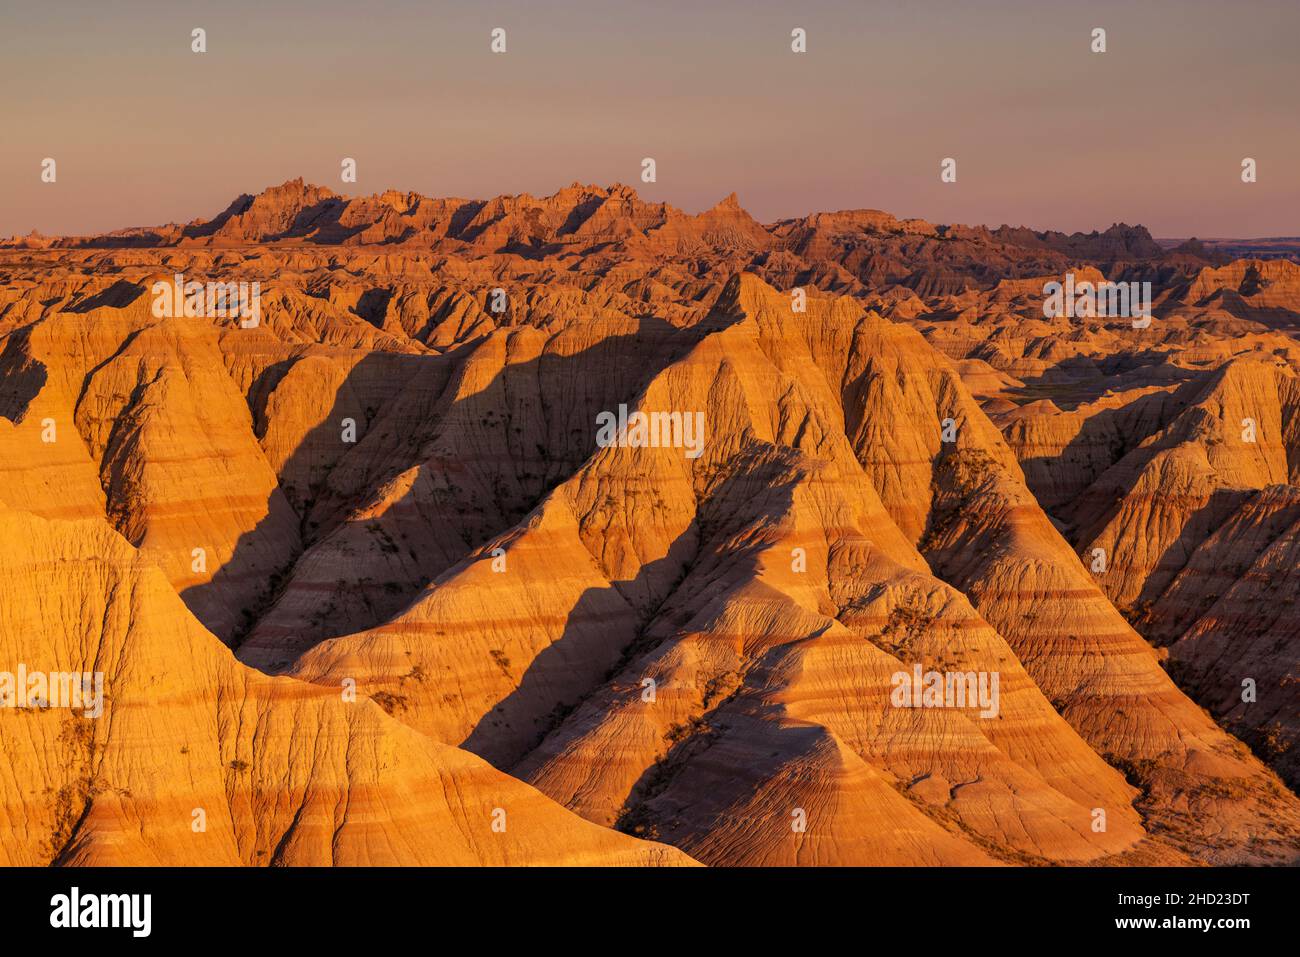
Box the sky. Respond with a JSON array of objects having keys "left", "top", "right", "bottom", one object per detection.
[{"left": 1, "top": 0, "right": 1297, "bottom": 238}]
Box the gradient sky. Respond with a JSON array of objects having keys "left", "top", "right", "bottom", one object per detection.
[{"left": 2, "top": 0, "right": 1297, "bottom": 238}]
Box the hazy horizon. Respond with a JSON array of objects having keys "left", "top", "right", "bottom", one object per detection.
[
  {"left": 11, "top": 174, "right": 1300, "bottom": 242},
  {"left": 3, "top": 0, "right": 1297, "bottom": 238}
]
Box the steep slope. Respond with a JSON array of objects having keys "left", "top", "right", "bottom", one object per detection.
[
  {"left": 0, "top": 501, "right": 692, "bottom": 866},
  {"left": 292, "top": 276, "right": 1272, "bottom": 864},
  {"left": 1069, "top": 358, "right": 1297, "bottom": 615},
  {"left": 3, "top": 181, "right": 1298, "bottom": 868},
  {"left": 1156, "top": 485, "right": 1300, "bottom": 788}
]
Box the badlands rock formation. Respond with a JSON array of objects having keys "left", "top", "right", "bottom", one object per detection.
[{"left": 1, "top": 181, "right": 1297, "bottom": 865}]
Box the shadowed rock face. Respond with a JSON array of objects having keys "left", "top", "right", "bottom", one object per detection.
[{"left": 1, "top": 181, "right": 1298, "bottom": 866}]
